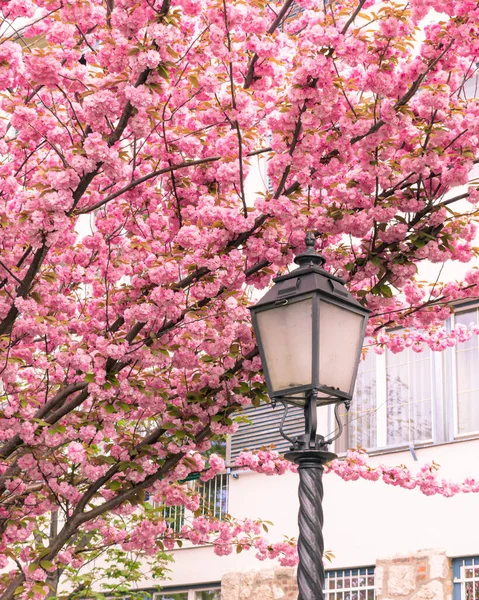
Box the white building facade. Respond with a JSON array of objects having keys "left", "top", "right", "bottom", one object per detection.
[{"left": 144, "top": 301, "right": 479, "bottom": 600}]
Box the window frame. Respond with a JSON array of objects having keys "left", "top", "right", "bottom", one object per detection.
[
  {"left": 153, "top": 472, "right": 230, "bottom": 534},
  {"left": 451, "top": 304, "right": 479, "bottom": 440},
  {"left": 153, "top": 584, "right": 221, "bottom": 600},
  {"left": 334, "top": 342, "right": 439, "bottom": 453},
  {"left": 452, "top": 556, "right": 479, "bottom": 600},
  {"left": 333, "top": 301, "right": 479, "bottom": 454},
  {"left": 324, "top": 566, "right": 376, "bottom": 599},
  {"left": 231, "top": 301, "right": 479, "bottom": 458}
]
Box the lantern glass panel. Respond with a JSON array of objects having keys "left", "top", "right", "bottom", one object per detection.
[
  {"left": 319, "top": 301, "right": 365, "bottom": 395},
  {"left": 255, "top": 297, "right": 313, "bottom": 394}
]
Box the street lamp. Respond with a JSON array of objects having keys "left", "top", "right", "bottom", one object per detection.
[{"left": 248, "top": 232, "right": 369, "bottom": 600}]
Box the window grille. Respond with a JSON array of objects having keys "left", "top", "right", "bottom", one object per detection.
[
  {"left": 197, "top": 472, "right": 229, "bottom": 520},
  {"left": 453, "top": 557, "right": 479, "bottom": 600},
  {"left": 325, "top": 567, "right": 375, "bottom": 600},
  {"left": 158, "top": 473, "right": 229, "bottom": 532},
  {"left": 162, "top": 504, "right": 185, "bottom": 533}
]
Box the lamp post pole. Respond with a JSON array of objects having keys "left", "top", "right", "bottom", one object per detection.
[
  {"left": 248, "top": 232, "right": 370, "bottom": 600},
  {"left": 284, "top": 391, "right": 336, "bottom": 600}
]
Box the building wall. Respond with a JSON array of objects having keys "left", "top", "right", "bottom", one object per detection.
[
  {"left": 220, "top": 548, "right": 453, "bottom": 600},
  {"left": 156, "top": 437, "right": 479, "bottom": 589}
]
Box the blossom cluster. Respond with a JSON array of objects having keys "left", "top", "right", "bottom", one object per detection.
[
  {"left": 234, "top": 448, "right": 479, "bottom": 499},
  {"left": 0, "top": 0, "right": 479, "bottom": 597}
]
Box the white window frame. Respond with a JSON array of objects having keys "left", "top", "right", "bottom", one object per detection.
[
  {"left": 333, "top": 334, "right": 442, "bottom": 453},
  {"left": 324, "top": 566, "right": 375, "bottom": 599},
  {"left": 453, "top": 556, "right": 479, "bottom": 600},
  {"left": 153, "top": 586, "right": 221, "bottom": 600},
  {"left": 451, "top": 304, "right": 479, "bottom": 440}
]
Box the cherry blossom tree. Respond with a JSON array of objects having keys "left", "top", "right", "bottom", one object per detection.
[{"left": 1, "top": 0, "right": 479, "bottom": 597}]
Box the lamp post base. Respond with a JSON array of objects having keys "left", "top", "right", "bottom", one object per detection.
[{"left": 284, "top": 450, "right": 337, "bottom": 600}]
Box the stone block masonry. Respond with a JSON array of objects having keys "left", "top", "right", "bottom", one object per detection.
[
  {"left": 221, "top": 549, "right": 453, "bottom": 600},
  {"left": 221, "top": 567, "right": 298, "bottom": 600},
  {"left": 376, "top": 549, "right": 452, "bottom": 600}
]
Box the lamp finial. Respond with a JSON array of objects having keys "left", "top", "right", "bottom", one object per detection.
[{"left": 294, "top": 232, "right": 326, "bottom": 268}]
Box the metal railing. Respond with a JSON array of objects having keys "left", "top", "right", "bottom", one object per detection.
[{"left": 158, "top": 472, "right": 229, "bottom": 533}]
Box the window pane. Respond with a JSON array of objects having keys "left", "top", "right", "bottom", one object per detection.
[
  {"left": 386, "top": 345, "right": 432, "bottom": 445},
  {"left": 456, "top": 309, "right": 479, "bottom": 435},
  {"left": 337, "top": 351, "right": 377, "bottom": 451},
  {"left": 325, "top": 569, "right": 375, "bottom": 600},
  {"left": 196, "top": 591, "right": 221, "bottom": 600},
  {"left": 157, "top": 594, "right": 188, "bottom": 600}
]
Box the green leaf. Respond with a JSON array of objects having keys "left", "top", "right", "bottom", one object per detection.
[
  {"left": 84, "top": 373, "right": 95, "bottom": 383},
  {"left": 32, "top": 418, "right": 50, "bottom": 427},
  {"left": 30, "top": 292, "right": 42, "bottom": 304},
  {"left": 201, "top": 355, "right": 215, "bottom": 363},
  {"left": 105, "top": 404, "right": 116, "bottom": 414},
  {"left": 117, "top": 401, "right": 131, "bottom": 412},
  {"left": 157, "top": 64, "right": 169, "bottom": 80},
  {"left": 166, "top": 45, "right": 179, "bottom": 58},
  {"left": 40, "top": 560, "right": 54, "bottom": 571},
  {"left": 33, "top": 584, "right": 47, "bottom": 595},
  {"left": 239, "top": 382, "right": 249, "bottom": 394},
  {"left": 379, "top": 284, "right": 393, "bottom": 298},
  {"left": 106, "top": 373, "right": 120, "bottom": 387}
]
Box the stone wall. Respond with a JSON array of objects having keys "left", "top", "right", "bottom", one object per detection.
[
  {"left": 221, "top": 549, "right": 452, "bottom": 600},
  {"left": 376, "top": 549, "right": 452, "bottom": 600},
  {"left": 221, "top": 567, "right": 298, "bottom": 600}
]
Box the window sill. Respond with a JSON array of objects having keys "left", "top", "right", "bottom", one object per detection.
[
  {"left": 173, "top": 542, "right": 213, "bottom": 551},
  {"left": 337, "top": 434, "right": 479, "bottom": 459}
]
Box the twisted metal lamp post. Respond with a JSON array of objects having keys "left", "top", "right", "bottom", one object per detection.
[{"left": 249, "top": 233, "right": 370, "bottom": 600}]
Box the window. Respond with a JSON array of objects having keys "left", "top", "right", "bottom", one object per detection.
[
  {"left": 234, "top": 304, "right": 479, "bottom": 456},
  {"left": 462, "top": 63, "right": 479, "bottom": 100},
  {"left": 452, "top": 557, "right": 479, "bottom": 599},
  {"left": 386, "top": 345, "right": 433, "bottom": 445},
  {"left": 337, "top": 341, "right": 434, "bottom": 452},
  {"left": 454, "top": 308, "right": 479, "bottom": 436},
  {"left": 325, "top": 567, "right": 375, "bottom": 600},
  {"left": 154, "top": 587, "right": 220, "bottom": 600},
  {"left": 338, "top": 350, "right": 377, "bottom": 451},
  {"left": 159, "top": 473, "right": 229, "bottom": 533}
]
